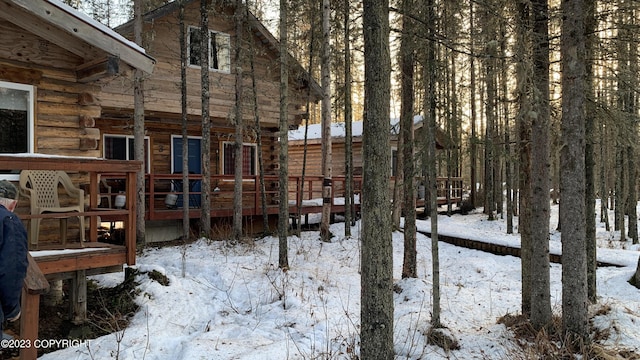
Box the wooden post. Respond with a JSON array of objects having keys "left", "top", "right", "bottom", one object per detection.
[
  {"left": 70, "top": 270, "right": 87, "bottom": 324},
  {"left": 20, "top": 254, "right": 50, "bottom": 360}
]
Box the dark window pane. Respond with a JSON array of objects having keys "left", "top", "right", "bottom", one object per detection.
[
  {"left": 211, "top": 32, "right": 219, "bottom": 69},
  {"left": 0, "top": 109, "right": 28, "bottom": 153},
  {"left": 105, "top": 137, "right": 127, "bottom": 160}
]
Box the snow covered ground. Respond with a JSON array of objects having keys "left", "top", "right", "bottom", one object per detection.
[{"left": 40, "top": 201, "right": 640, "bottom": 359}]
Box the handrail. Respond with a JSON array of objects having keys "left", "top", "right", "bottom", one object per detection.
[
  {"left": 0, "top": 155, "right": 140, "bottom": 265},
  {"left": 90, "top": 172, "right": 462, "bottom": 221}
]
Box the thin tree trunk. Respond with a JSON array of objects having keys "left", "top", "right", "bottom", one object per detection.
[
  {"left": 133, "top": 0, "right": 145, "bottom": 244},
  {"left": 561, "top": 0, "right": 589, "bottom": 342},
  {"left": 529, "top": 0, "right": 551, "bottom": 331},
  {"left": 501, "top": 22, "right": 513, "bottom": 234},
  {"left": 482, "top": 2, "right": 496, "bottom": 221},
  {"left": 626, "top": 9, "right": 638, "bottom": 244},
  {"left": 179, "top": 0, "right": 190, "bottom": 249},
  {"left": 343, "top": 0, "right": 353, "bottom": 237},
  {"left": 584, "top": 0, "right": 597, "bottom": 302},
  {"left": 392, "top": 128, "right": 404, "bottom": 229},
  {"left": 199, "top": 0, "right": 211, "bottom": 237},
  {"left": 401, "top": 0, "right": 416, "bottom": 279},
  {"left": 296, "top": 4, "right": 317, "bottom": 237},
  {"left": 361, "top": 0, "right": 393, "bottom": 357},
  {"left": 600, "top": 118, "right": 610, "bottom": 231},
  {"left": 469, "top": 1, "right": 477, "bottom": 209},
  {"left": 627, "top": 145, "right": 638, "bottom": 243},
  {"left": 246, "top": 2, "right": 269, "bottom": 235},
  {"left": 515, "top": 0, "right": 532, "bottom": 317},
  {"left": 425, "top": 0, "right": 440, "bottom": 327},
  {"left": 278, "top": 0, "right": 289, "bottom": 270},
  {"left": 232, "top": 0, "right": 244, "bottom": 243},
  {"left": 320, "top": 0, "right": 333, "bottom": 242}
]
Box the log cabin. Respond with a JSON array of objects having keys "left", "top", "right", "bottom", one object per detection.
[
  {"left": 288, "top": 117, "right": 464, "bottom": 206},
  {"left": 96, "top": 0, "right": 324, "bottom": 240},
  {"left": 0, "top": 0, "right": 154, "bottom": 358}
]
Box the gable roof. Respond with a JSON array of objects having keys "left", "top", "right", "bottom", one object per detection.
[
  {"left": 0, "top": 0, "right": 155, "bottom": 74},
  {"left": 117, "top": 0, "right": 321, "bottom": 100}
]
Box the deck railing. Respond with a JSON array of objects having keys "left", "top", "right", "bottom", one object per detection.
[
  {"left": 95, "top": 173, "right": 463, "bottom": 221},
  {"left": 0, "top": 155, "right": 141, "bottom": 265},
  {"left": 134, "top": 174, "right": 364, "bottom": 220}
]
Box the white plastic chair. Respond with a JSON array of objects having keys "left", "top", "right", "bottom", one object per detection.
[
  {"left": 19, "top": 170, "right": 85, "bottom": 247},
  {"left": 99, "top": 177, "right": 112, "bottom": 208}
]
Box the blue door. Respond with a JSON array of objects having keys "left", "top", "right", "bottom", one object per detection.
[
  {"left": 172, "top": 137, "right": 202, "bottom": 208},
  {"left": 172, "top": 137, "right": 202, "bottom": 174}
]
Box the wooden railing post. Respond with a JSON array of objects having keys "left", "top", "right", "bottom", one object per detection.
[{"left": 20, "top": 254, "right": 50, "bottom": 360}]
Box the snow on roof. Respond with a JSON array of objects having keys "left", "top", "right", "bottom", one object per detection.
[
  {"left": 288, "top": 115, "right": 423, "bottom": 141},
  {"left": 46, "top": 0, "right": 147, "bottom": 55}
]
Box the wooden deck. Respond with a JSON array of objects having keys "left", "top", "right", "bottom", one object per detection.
[
  {"left": 0, "top": 155, "right": 140, "bottom": 360},
  {"left": 31, "top": 242, "right": 126, "bottom": 279}
]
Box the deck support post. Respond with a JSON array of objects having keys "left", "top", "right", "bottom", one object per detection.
[
  {"left": 70, "top": 270, "right": 87, "bottom": 324},
  {"left": 20, "top": 254, "right": 50, "bottom": 360},
  {"left": 19, "top": 288, "right": 40, "bottom": 360}
]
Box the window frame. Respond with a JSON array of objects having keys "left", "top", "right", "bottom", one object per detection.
[
  {"left": 0, "top": 80, "right": 35, "bottom": 180},
  {"left": 188, "top": 26, "right": 231, "bottom": 73},
  {"left": 221, "top": 141, "right": 257, "bottom": 176},
  {"left": 102, "top": 134, "right": 151, "bottom": 173}
]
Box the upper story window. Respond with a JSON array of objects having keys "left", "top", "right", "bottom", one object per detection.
[
  {"left": 0, "top": 81, "right": 34, "bottom": 180},
  {"left": 189, "top": 26, "right": 231, "bottom": 73},
  {"left": 222, "top": 142, "right": 256, "bottom": 176},
  {"left": 103, "top": 134, "right": 151, "bottom": 173}
]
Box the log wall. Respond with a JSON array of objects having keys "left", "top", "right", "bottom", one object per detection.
[{"left": 0, "top": 19, "right": 102, "bottom": 157}]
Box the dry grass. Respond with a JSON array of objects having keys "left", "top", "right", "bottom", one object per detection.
[{"left": 497, "top": 309, "right": 636, "bottom": 360}]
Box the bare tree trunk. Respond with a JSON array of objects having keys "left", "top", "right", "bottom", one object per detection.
[
  {"left": 361, "top": 0, "right": 393, "bottom": 357},
  {"left": 133, "top": 0, "right": 145, "bottom": 244},
  {"left": 343, "top": 0, "right": 353, "bottom": 237},
  {"left": 529, "top": 0, "right": 552, "bottom": 331},
  {"left": 232, "top": 0, "right": 244, "bottom": 243},
  {"left": 179, "top": 0, "right": 189, "bottom": 277},
  {"left": 469, "top": 1, "right": 478, "bottom": 209},
  {"left": 626, "top": 9, "right": 638, "bottom": 245},
  {"left": 401, "top": 0, "right": 416, "bottom": 279},
  {"left": 515, "top": 0, "right": 532, "bottom": 317},
  {"left": 392, "top": 128, "right": 404, "bottom": 229},
  {"left": 246, "top": 2, "right": 269, "bottom": 235},
  {"left": 425, "top": 0, "right": 441, "bottom": 327},
  {"left": 320, "top": 0, "right": 333, "bottom": 242},
  {"left": 278, "top": 0, "right": 289, "bottom": 270},
  {"left": 561, "top": 0, "right": 589, "bottom": 342},
  {"left": 179, "top": 0, "right": 190, "bottom": 239},
  {"left": 482, "top": 2, "right": 497, "bottom": 221},
  {"left": 584, "top": 0, "right": 597, "bottom": 302},
  {"left": 199, "top": 0, "right": 211, "bottom": 237},
  {"left": 500, "top": 23, "right": 513, "bottom": 234},
  {"left": 296, "top": 3, "right": 319, "bottom": 237},
  {"left": 615, "top": 141, "right": 625, "bottom": 237}
]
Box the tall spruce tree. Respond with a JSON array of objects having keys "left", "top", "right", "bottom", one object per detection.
[
  {"left": 361, "top": 0, "right": 393, "bottom": 357},
  {"left": 561, "top": 0, "right": 589, "bottom": 342}
]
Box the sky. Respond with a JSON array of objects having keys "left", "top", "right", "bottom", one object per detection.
[{"left": 37, "top": 201, "right": 640, "bottom": 359}]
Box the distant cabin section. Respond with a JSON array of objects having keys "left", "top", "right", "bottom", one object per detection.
[
  {"left": 288, "top": 117, "right": 449, "bottom": 178},
  {"left": 288, "top": 118, "right": 463, "bottom": 207}
]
